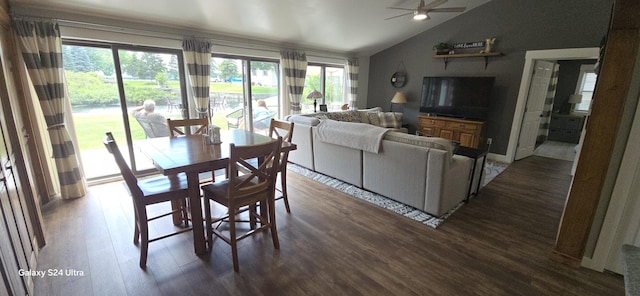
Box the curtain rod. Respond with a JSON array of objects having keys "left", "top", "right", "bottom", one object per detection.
[{"left": 13, "top": 14, "right": 351, "bottom": 61}]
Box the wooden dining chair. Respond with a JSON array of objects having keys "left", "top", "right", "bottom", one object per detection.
[
  {"left": 201, "top": 137, "right": 282, "bottom": 272},
  {"left": 103, "top": 132, "right": 192, "bottom": 268},
  {"left": 268, "top": 119, "right": 294, "bottom": 213},
  {"left": 167, "top": 117, "right": 208, "bottom": 137},
  {"left": 167, "top": 117, "right": 221, "bottom": 183}
]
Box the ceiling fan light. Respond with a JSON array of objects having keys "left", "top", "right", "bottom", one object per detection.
[{"left": 413, "top": 11, "right": 428, "bottom": 20}]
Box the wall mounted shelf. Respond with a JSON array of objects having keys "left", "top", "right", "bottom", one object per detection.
[{"left": 432, "top": 52, "right": 503, "bottom": 70}]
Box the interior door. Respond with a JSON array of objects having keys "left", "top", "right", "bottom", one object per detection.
[{"left": 515, "top": 60, "right": 555, "bottom": 160}]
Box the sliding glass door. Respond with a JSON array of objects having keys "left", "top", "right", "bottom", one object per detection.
[
  {"left": 62, "top": 42, "right": 186, "bottom": 180},
  {"left": 63, "top": 43, "right": 281, "bottom": 181},
  {"left": 210, "top": 56, "right": 279, "bottom": 135}
]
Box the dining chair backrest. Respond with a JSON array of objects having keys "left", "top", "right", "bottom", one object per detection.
[
  {"left": 167, "top": 117, "right": 208, "bottom": 137},
  {"left": 103, "top": 132, "right": 143, "bottom": 197},
  {"left": 268, "top": 119, "right": 293, "bottom": 144},
  {"left": 227, "top": 138, "right": 282, "bottom": 205}
]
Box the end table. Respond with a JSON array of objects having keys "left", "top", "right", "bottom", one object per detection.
[{"left": 454, "top": 146, "right": 489, "bottom": 202}]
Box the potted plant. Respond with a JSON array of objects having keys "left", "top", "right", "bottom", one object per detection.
[{"left": 433, "top": 42, "right": 452, "bottom": 55}]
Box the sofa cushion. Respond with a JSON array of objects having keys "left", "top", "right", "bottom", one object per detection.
[
  {"left": 384, "top": 131, "right": 454, "bottom": 159},
  {"left": 367, "top": 112, "right": 381, "bottom": 126},
  {"left": 368, "top": 112, "right": 402, "bottom": 128},
  {"left": 325, "top": 110, "right": 361, "bottom": 122},
  {"left": 288, "top": 114, "right": 321, "bottom": 126},
  {"left": 358, "top": 107, "right": 383, "bottom": 123},
  {"left": 380, "top": 112, "right": 403, "bottom": 128}
]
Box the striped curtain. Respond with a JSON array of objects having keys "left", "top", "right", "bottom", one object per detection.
[
  {"left": 13, "top": 19, "right": 87, "bottom": 199},
  {"left": 536, "top": 62, "right": 560, "bottom": 146},
  {"left": 346, "top": 58, "right": 359, "bottom": 110},
  {"left": 281, "top": 50, "right": 307, "bottom": 115},
  {"left": 182, "top": 39, "right": 212, "bottom": 119}
]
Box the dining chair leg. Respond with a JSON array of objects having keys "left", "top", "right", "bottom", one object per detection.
[
  {"left": 139, "top": 210, "right": 149, "bottom": 268},
  {"left": 268, "top": 198, "right": 280, "bottom": 249},
  {"left": 229, "top": 209, "right": 239, "bottom": 272},
  {"left": 279, "top": 169, "right": 291, "bottom": 213},
  {"left": 204, "top": 197, "right": 213, "bottom": 248},
  {"left": 133, "top": 214, "right": 140, "bottom": 244},
  {"left": 249, "top": 204, "right": 257, "bottom": 230},
  {"left": 133, "top": 203, "right": 141, "bottom": 244},
  {"left": 181, "top": 198, "right": 190, "bottom": 227}
]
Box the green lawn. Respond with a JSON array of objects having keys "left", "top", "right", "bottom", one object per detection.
[
  {"left": 74, "top": 112, "right": 231, "bottom": 150},
  {"left": 74, "top": 114, "right": 145, "bottom": 150}
]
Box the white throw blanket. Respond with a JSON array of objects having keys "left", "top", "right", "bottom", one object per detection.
[{"left": 316, "top": 119, "right": 389, "bottom": 153}]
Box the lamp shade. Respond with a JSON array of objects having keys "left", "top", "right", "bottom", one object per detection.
[
  {"left": 307, "top": 90, "right": 323, "bottom": 99},
  {"left": 390, "top": 92, "right": 407, "bottom": 104},
  {"left": 568, "top": 94, "right": 583, "bottom": 104}
]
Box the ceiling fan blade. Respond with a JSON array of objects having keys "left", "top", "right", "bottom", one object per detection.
[
  {"left": 384, "top": 12, "right": 414, "bottom": 20},
  {"left": 423, "top": 0, "right": 448, "bottom": 10},
  {"left": 386, "top": 6, "right": 415, "bottom": 11},
  {"left": 428, "top": 7, "right": 466, "bottom": 13}
]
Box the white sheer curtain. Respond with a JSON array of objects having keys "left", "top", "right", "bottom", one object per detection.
[{"left": 280, "top": 50, "right": 307, "bottom": 115}]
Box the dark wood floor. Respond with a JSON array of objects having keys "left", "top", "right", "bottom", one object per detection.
[{"left": 33, "top": 156, "right": 624, "bottom": 295}]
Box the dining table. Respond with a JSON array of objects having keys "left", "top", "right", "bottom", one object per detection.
[{"left": 135, "top": 129, "right": 296, "bottom": 255}]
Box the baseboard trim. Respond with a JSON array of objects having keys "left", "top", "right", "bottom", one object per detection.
[{"left": 487, "top": 153, "right": 511, "bottom": 163}]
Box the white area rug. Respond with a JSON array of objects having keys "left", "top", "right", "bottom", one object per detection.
[
  {"left": 482, "top": 160, "right": 510, "bottom": 187},
  {"left": 288, "top": 161, "right": 508, "bottom": 229}
]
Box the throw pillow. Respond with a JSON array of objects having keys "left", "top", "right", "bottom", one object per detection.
[
  {"left": 377, "top": 112, "right": 402, "bottom": 128},
  {"left": 367, "top": 112, "right": 381, "bottom": 126},
  {"left": 325, "top": 110, "right": 360, "bottom": 122},
  {"left": 287, "top": 115, "right": 321, "bottom": 126},
  {"left": 384, "top": 131, "right": 454, "bottom": 159},
  {"left": 358, "top": 107, "right": 383, "bottom": 123}
]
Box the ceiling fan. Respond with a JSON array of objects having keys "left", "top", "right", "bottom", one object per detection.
[{"left": 385, "top": 0, "right": 466, "bottom": 21}]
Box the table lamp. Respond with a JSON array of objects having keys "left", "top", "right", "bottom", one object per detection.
[
  {"left": 390, "top": 91, "right": 407, "bottom": 112},
  {"left": 568, "top": 94, "right": 583, "bottom": 112},
  {"left": 307, "top": 90, "right": 323, "bottom": 112}
]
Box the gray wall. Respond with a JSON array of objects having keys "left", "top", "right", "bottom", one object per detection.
[{"left": 367, "top": 0, "right": 612, "bottom": 155}]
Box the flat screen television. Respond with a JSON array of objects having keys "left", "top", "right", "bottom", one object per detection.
[{"left": 419, "top": 76, "right": 495, "bottom": 120}]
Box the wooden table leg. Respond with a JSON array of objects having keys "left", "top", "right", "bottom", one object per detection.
[
  {"left": 169, "top": 175, "right": 183, "bottom": 225},
  {"left": 187, "top": 172, "right": 206, "bottom": 255}
]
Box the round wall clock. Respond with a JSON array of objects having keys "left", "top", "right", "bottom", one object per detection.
[{"left": 391, "top": 72, "right": 406, "bottom": 88}]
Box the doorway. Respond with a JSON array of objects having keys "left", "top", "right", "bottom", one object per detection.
[{"left": 506, "top": 48, "right": 600, "bottom": 163}]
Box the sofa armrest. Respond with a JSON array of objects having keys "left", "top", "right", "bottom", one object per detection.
[
  {"left": 288, "top": 124, "right": 315, "bottom": 170},
  {"left": 425, "top": 152, "right": 472, "bottom": 216}
]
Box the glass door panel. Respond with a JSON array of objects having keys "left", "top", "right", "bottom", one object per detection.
[
  {"left": 250, "top": 60, "right": 279, "bottom": 135},
  {"left": 210, "top": 57, "right": 246, "bottom": 131},
  {"left": 62, "top": 44, "right": 124, "bottom": 180},
  {"left": 117, "top": 48, "right": 185, "bottom": 172},
  {"left": 325, "top": 67, "right": 344, "bottom": 111}
]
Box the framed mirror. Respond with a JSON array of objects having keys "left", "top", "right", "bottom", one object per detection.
[{"left": 391, "top": 72, "right": 406, "bottom": 88}]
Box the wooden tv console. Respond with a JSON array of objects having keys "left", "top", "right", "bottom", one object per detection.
[{"left": 417, "top": 115, "right": 485, "bottom": 149}]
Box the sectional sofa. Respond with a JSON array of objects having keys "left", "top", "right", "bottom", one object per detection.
[{"left": 286, "top": 108, "right": 473, "bottom": 217}]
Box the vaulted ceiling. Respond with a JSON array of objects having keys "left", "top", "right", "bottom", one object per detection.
[{"left": 9, "top": 0, "right": 490, "bottom": 55}]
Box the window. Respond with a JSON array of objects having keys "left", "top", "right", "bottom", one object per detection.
[
  {"left": 303, "top": 64, "right": 345, "bottom": 113},
  {"left": 574, "top": 64, "right": 597, "bottom": 112}
]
